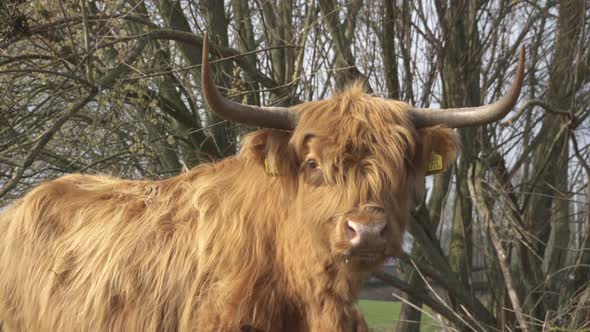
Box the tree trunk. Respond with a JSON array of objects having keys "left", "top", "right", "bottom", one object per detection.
[
  {"left": 231, "top": 0, "right": 260, "bottom": 107},
  {"left": 317, "top": 0, "right": 369, "bottom": 90},
  {"left": 524, "top": 0, "right": 584, "bottom": 316},
  {"left": 436, "top": 0, "right": 482, "bottom": 293},
  {"left": 381, "top": 0, "right": 400, "bottom": 99}
]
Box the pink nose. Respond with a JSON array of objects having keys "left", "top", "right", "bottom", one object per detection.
[{"left": 346, "top": 220, "right": 387, "bottom": 247}]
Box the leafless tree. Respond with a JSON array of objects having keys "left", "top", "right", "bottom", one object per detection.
[{"left": 1, "top": 0, "right": 589, "bottom": 330}]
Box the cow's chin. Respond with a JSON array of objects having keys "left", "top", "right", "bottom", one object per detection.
[
  {"left": 331, "top": 243, "right": 389, "bottom": 272},
  {"left": 346, "top": 253, "right": 387, "bottom": 271}
]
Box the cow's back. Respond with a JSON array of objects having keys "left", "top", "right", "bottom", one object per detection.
[{"left": 0, "top": 173, "right": 204, "bottom": 331}]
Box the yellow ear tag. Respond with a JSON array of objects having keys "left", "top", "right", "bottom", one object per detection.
[
  {"left": 426, "top": 152, "right": 444, "bottom": 176},
  {"left": 264, "top": 158, "right": 279, "bottom": 176}
]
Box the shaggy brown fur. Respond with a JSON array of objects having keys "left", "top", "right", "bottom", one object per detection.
[{"left": 0, "top": 83, "right": 459, "bottom": 331}]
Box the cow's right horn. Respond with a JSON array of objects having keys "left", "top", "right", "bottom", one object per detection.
[
  {"left": 201, "top": 33, "right": 297, "bottom": 130},
  {"left": 409, "top": 46, "right": 525, "bottom": 128}
]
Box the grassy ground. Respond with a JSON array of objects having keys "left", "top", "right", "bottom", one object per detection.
[{"left": 358, "top": 300, "right": 440, "bottom": 332}]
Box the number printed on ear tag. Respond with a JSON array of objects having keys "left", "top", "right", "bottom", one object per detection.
[
  {"left": 264, "top": 158, "right": 279, "bottom": 176},
  {"left": 426, "top": 152, "right": 444, "bottom": 176}
]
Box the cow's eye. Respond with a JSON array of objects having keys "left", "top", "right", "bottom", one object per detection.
[{"left": 307, "top": 159, "right": 318, "bottom": 169}]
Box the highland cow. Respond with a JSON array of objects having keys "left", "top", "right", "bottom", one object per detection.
[{"left": 0, "top": 34, "right": 525, "bottom": 331}]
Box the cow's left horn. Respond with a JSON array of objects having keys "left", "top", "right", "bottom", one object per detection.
[
  {"left": 200, "top": 33, "right": 297, "bottom": 130},
  {"left": 409, "top": 46, "right": 525, "bottom": 128}
]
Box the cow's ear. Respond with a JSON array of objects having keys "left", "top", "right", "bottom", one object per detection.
[
  {"left": 240, "top": 129, "right": 297, "bottom": 177},
  {"left": 413, "top": 126, "right": 461, "bottom": 176}
]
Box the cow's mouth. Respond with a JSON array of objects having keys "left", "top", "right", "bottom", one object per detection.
[{"left": 343, "top": 249, "right": 386, "bottom": 267}]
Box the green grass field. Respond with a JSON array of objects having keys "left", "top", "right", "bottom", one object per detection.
[{"left": 358, "top": 300, "right": 440, "bottom": 332}]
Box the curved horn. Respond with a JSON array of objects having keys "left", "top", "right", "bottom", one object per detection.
[
  {"left": 409, "top": 46, "right": 525, "bottom": 128},
  {"left": 200, "top": 33, "right": 297, "bottom": 130}
]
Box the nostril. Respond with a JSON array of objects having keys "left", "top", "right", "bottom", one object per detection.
[
  {"left": 346, "top": 221, "right": 358, "bottom": 239},
  {"left": 347, "top": 220, "right": 359, "bottom": 231},
  {"left": 346, "top": 221, "right": 362, "bottom": 246},
  {"left": 346, "top": 222, "right": 355, "bottom": 232}
]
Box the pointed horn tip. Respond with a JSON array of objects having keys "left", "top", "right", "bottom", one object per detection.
[
  {"left": 202, "top": 32, "right": 209, "bottom": 64},
  {"left": 409, "top": 45, "right": 527, "bottom": 128},
  {"left": 510, "top": 44, "right": 526, "bottom": 101},
  {"left": 518, "top": 44, "right": 526, "bottom": 76}
]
